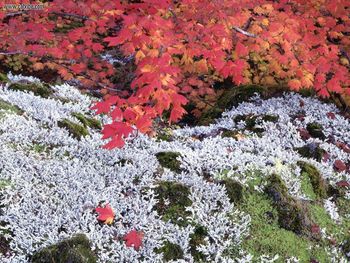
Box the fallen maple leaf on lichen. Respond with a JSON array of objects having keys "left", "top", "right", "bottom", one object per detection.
[
  {"left": 95, "top": 204, "right": 115, "bottom": 224},
  {"left": 123, "top": 230, "right": 144, "bottom": 250}
]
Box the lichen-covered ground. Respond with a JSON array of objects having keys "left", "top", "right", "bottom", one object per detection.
[{"left": 0, "top": 73, "right": 349, "bottom": 262}]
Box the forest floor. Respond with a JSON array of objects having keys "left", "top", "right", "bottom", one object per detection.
[{"left": 0, "top": 73, "right": 349, "bottom": 262}]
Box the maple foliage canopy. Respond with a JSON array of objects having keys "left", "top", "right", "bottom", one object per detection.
[{"left": 0, "top": 0, "right": 349, "bottom": 148}]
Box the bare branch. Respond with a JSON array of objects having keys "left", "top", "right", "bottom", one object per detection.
[
  {"left": 49, "top": 11, "right": 91, "bottom": 21},
  {"left": 233, "top": 26, "right": 257, "bottom": 38}
]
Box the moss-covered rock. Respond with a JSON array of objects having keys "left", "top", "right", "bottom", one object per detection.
[
  {"left": 189, "top": 225, "right": 208, "bottom": 262},
  {"left": 219, "top": 179, "right": 243, "bottom": 203},
  {"left": 155, "top": 151, "right": 182, "bottom": 173},
  {"left": 8, "top": 82, "right": 53, "bottom": 98},
  {"left": 155, "top": 241, "right": 184, "bottom": 261},
  {"left": 298, "top": 161, "right": 328, "bottom": 199},
  {"left": 154, "top": 181, "right": 192, "bottom": 226},
  {"left": 31, "top": 234, "right": 97, "bottom": 263},
  {"left": 57, "top": 119, "right": 89, "bottom": 140},
  {"left": 264, "top": 174, "right": 313, "bottom": 236},
  {"left": 296, "top": 143, "right": 326, "bottom": 162},
  {"left": 306, "top": 122, "right": 326, "bottom": 140},
  {"left": 72, "top": 112, "right": 101, "bottom": 130}
]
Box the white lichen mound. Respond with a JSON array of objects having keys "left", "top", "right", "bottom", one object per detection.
[{"left": 0, "top": 74, "right": 349, "bottom": 262}]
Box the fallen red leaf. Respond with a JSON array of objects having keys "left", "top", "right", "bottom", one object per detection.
[
  {"left": 336, "top": 180, "right": 350, "bottom": 188},
  {"left": 326, "top": 112, "right": 336, "bottom": 120},
  {"left": 298, "top": 128, "right": 311, "bottom": 140},
  {"left": 336, "top": 141, "right": 350, "bottom": 153},
  {"left": 334, "top": 160, "right": 347, "bottom": 172},
  {"left": 123, "top": 230, "right": 144, "bottom": 251},
  {"left": 95, "top": 204, "right": 115, "bottom": 224}
]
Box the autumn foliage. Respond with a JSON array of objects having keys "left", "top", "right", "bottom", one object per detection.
[{"left": 0, "top": 0, "right": 349, "bottom": 148}]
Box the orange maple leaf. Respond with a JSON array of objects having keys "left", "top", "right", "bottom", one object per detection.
[{"left": 95, "top": 204, "right": 115, "bottom": 224}]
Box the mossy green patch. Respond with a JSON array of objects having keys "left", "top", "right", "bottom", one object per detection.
[
  {"left": 239, "top": 191, "right": 329, "bottom": 262},
  {"left": 31, "top": 234, "right": 97, "bottom": 263},
  {"left": 155, "top": 151, "right": 182, "bottom": 173},
  {"left": 296, "top": 144, "right": 326, "bottom": 162},
  {"left": 298, "top": 161, "right": 328, "bottom": 199},
  {"left": 309, "top": 202, "right": 350, "bottom": 244},
  {"left": 300, "top": 174, "right": 317, "bottom": 200},
  {"left": 0, "top": 72, "right": 9, "bottom": 83},
  {"left": 306, "top": 122, "right": 326, "bottom": 140},
  {"left": 189, "top": 225, "right": 208, "bottom": 262},
  {"left": 197, "top": 85, "right": 265, "bottom": 126},
  {"left": 155, "top": 241, "right": 184, "bottom": 261},
  {"left": 233, "top": 114, "right": 279, "bottom": 134},
  {"left": 72, "top": 112, "right": 102, "bottom": 130},
  {"left": 57, "top": 119, "right": 89, "bottom": 140},
  {"left": 0, "top": 98, "right": 23, "bottom": 115},
  {"left": 219, "top": 178, "right": 243, "bottom": 203},
  {"left": 154, "top": 181, "right": 192, "bottom": 227},
  {"left": 8, "top": 82, "right": 53, "bottom": 98},
  {"left": 264, "top": 174, "right": 312, "bottom": 236},
  {"left": 156, "top": 128, "right": 174, "bottom": 142}
]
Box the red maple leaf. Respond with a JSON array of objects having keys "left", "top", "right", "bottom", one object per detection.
[
  {"left": 336, "top": 180, "right": 350, "bottom": 188},
  {"left": 95, "top": 204, "right": 115, "bottom": 224},
  {"left": 123, "top": 230, "right": 144, "bottom": 250},
  {"left": 334, "top": 160, "right": 347, "bottom": 172}
]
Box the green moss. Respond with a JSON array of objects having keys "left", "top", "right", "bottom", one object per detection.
[
  {"left": 155, "top": 151, "right": 182, "bottom": 173},
  {"left": 0, "top": 72, "right": 9, "bottom": 83},
  {"left": 154, "top": 181, "right": 192, "bottom": 226},
  {"left": 0, "top": 179, "right": 11, "bottom": 189},
  {"left": 261, "top": 115, "right": 279, "bottom": 122},
  {"left": 308, "top": 202, "right": 350, "bottom": 243},
  {"left": 235, "top": 190, "right": 333, "bottom": 262},
  {"left": 264, "top": 174, "right": 312, "bottom": 235},
  {"left": 0, "top": 98, "right": 23, "bottom": 115},
  {"left": 72, "top": 112, "right": 102, "bottom": 130},
  {"left": 300, "top": 174, "right": 317, "bottom": 200},
  {"left": 31, "top": 234, "right": 97, "bottom": 263},
  {"left": 155, "top": 241, "right": 184, "bottom": 261},
  {"left": 233, "top": 114, "right": 279, "bottom": 134},
  {"left": 156, "top": 129, "right": 174, "bottom": 142},
  {"left": 298, "top": 161, "right": 328, "bottom": 199},
  {"left": 8, "top": 82, "right": 53, "bottom": 98},
  {"left": 295, "top": 144, "right": 326, "bottom": 162},
  {"left": 219, "top": 179, "right": 243, "bottom": 203},
  {"left": 57, "top": 119, "right": 89, "bottom": 140},
  {"left": 189, "top": 225, "right": 208, "bottom": 262},
  {"left": 306, "top": 122, "right": 326, "bottom": 140}
]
